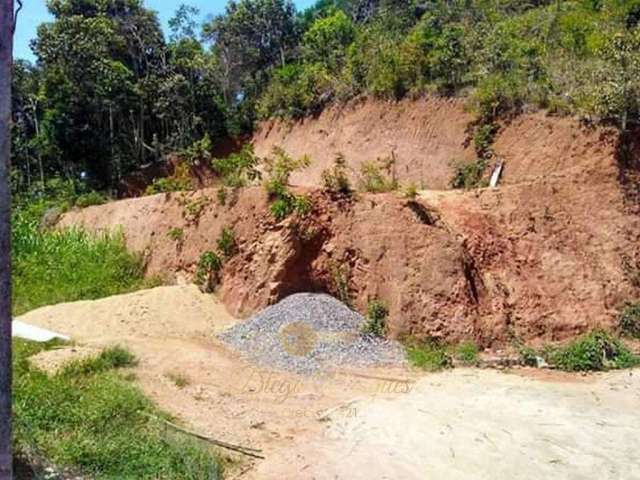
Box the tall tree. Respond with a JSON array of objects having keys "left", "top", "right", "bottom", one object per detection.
[
  {"left": 0, "top": 0, "right": 14, "bottom": 477},
  {"left": 204, "top": 0, "right": 298, "bottom": 129}
]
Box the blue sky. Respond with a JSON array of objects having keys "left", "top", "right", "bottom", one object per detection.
[{"left": 14, "top": 0, "right": 317, "bottom": 61}]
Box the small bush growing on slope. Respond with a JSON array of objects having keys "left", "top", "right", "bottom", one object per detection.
[
  {"left": 196, "top": 251, "right": 223, "bottom": 293},
  {"left": 263, "top": 148, "right": 313, "bottom": 221},
  {"left": 145, "top": 162, "right": 192, "bottom": 195},
  {"left": 362, "top": 299, "right": 388, "bottom": 337},
  {"left": 449, "top": 158, "right": 487, "bottom": 190},
  {"left": 167, "top": 227, "right": 185, "bottom": 244},
  {"left": 74, "top": 191, "right": 108, "bottom": 208},
  {"left": 358, "top": 158, "right": 397, "bottom": 193},
  {"left": 211, "top": 144, "right": 261, "bottom": 188},
  {"left": 620, "top": 303, "right": 640, "bottom": 338},
  {"left": 321, "top": 153, "right": 352, "bottom": 195},
  {"left": 217, "top": 227, "right": 237, "bottom": 258}
]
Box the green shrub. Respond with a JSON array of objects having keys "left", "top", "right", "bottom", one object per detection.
[
  {"left": 405, "top": 338, "right": 452, "bottom": 371},
  {"left": 263, "top": 148, "right": 313, "bottom": 221},
  {"left": 13, "top": 340, "right": 220, "bottom": 479},
  {"left": 402, "top": 182, "right": 418, "bottom": 199},
  {"left": 546, "top": 330, "right": 640, "bottom": 371},
  {"left": 182, "top": 134, "right": 212, "bottom": 166},
  {"left": 449, "top": 158, "right": 487, "bottom": 190},
  {"left": 74, "top": 191, "right": 108, "bottom": 209},
  {"left": 321, "top": 154, "right": 352, "bottom": 195},
  {"left": 358, "top": 159, "right": 397, "bottom": 193},
  {"left": 216, "top": 227, "right": 237, "bottom": 258},
  {"left": 453, "top": 341, "right": 479, "bottom": 365},
  {"left": 473, "top": 123, "right": 499, "bottom": 159},
  {"left": 195, "top": 251, "right": 223, "bottom": 293},
  {"left": 167, "top": 227, "right": 184, "bottom": 243},
  {"left": 145, "top": 162, "right": 192, "bottom": 195},
  {"left": 216, "top": 187, "right": 227, "bottom": 206},
  {"left": 362, "top": 299, "right": 388, "bottom": 337},
  {"left": 182, "top": 196, "right": 210, "bottom": 222},
  {"left": 270, "top": 193, "right": 312, "bottom": 221},
  {"left": 619, "top": 303, "right": 640, "bottom": 338},
  {"left": 211, "top": 144, "right": 261, "bottom": 188}
]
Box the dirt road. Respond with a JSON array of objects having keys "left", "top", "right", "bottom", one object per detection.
[{"left": 19, "top": 286, "right": 640, "bottom": 480}]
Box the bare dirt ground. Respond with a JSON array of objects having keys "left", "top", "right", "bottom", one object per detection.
[{"left": 19, "top": 286, "right": 640, "bottom": 480}]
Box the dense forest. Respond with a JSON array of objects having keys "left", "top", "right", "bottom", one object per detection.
[{"left": 11, "top": 0, "right": 640, "bottom": 192}]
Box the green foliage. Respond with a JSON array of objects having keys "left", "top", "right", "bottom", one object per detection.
[
  {"left": 362, "top": 299, "right": 388, "bottom": 337},
  {"left": 473, "top": 123, "right": 499, "bottom": 159},
  {"left": 449, "top": 158, "right": 487, "bottom": 190},
  {"left": 211, "top": 144, "right": 261, "bottom": 188},
  {"left": 269, "top": 193, "right": 312, "bottom": 221},
  {"left": 182, "top": 134, "right": 213, "bottom": 166},
  {"left": 13, "top": 340, "right": 220, "bottom": 479},
  {"left": 75, "top": 191, "right": 108, "bottom": 209},
  {"left": 405, "top": 338, "right": 453, "bottom": 371},
  {"left": 358, "top": 158, "right": 397, "bottom": 193},
  {"left": 402, "top": 182, "right": 418, "bottom": 199},
  {"left": 321, "top": 153, "right": 352, "bottom": 195},
  {"left": 303, "top": 10, "right": 355, "bottom": 67},
  {"left": 61, "top": 345, "right": 138, "bottom": 377},
  {"left": 619, "top": 302, "right": 640, "bottom": 338},
  {"left": 405, "top": 338, "right": 478, "bottom": 370},
  {"left": 263, "top": 148, "right": 313, "bottom": 221},
  {"left": 576, "top": 29, "right": 640, "bottom": 130},
  {"left": 196, "top": 251, "right": 223, "bottom": 293},
  {"left": 546, "top": 330, "right": 640, "bottom": 371},
  {"left": 453, "top": 341, "right": 479, "bottom": 365},
  {"left": 217, "top": 227, "right": 237, "bottom": 258},
  {"left": 181, "top": 195, "right": 210, "bottom": 223},
  {"left": 167, "top": 227, "right": 185, "bottom": 243},
  {"left": 145, "top": 163, "right": 192, "bottom": 195},
  {"left": 12, "top": 210, "right": 148, "bottom": 315}
]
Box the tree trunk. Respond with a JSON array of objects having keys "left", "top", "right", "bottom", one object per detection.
[{"left": 0, "top": 0, "right": 14, "bottom": 478}]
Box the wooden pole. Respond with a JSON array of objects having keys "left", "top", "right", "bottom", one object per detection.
[{"left": 0, "top": 1, "right": 14, "bottom": 478}]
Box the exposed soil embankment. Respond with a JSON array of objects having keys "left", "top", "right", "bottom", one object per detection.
[
  {"left": 253, "top": 97, "right": 476, "bottom": 190},
  {"left": 61, "top": 99, "right": 640, "bottom": 346},
  {"left": 61, "top": 188, "right": 480, "bottom": 343}
]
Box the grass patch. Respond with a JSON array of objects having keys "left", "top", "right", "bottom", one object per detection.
[
  {"left": 13, "top": 340, "right": 221, "bottom": 479},
  {"left": 13, "top": 215, "right": 150, "bottom": 316},
  {"left": 405, "top": 338, "right": 452, "bottom": 372},
  {"left": 405, "top": 338, "right": 479, "bottom": 371},
  {"left": 453, "top": 341, "right": 479, "bottom": 366},
  {"left": 165, "top": 371, "right": 191, "bottom": 389}
]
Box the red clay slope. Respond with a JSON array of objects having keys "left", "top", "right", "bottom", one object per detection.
[{"left": 61, "top": 98, "right": 640, "bottom": 346}]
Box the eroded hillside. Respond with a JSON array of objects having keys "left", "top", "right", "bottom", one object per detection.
[{"left": 61, "top": 98, "right": 640, "bottom": 347}]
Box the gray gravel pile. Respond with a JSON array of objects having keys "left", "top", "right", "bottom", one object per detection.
[{"left": 219, "top": 293, "right": 406, "bottom": 375}]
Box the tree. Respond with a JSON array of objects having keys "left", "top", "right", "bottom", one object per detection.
[
  {"left": 587, "top": 30, "right": 640, "bottom": 132},
  {"left": 204, "top": 0, "right": 298, "bottom": 128},
  {"left": 0, "top": 0, "right": 13, "bottom": 477}
]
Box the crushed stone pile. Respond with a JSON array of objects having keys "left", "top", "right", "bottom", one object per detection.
[{"left": 220, "top": 293, "right": 406, "bottom": 375}]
